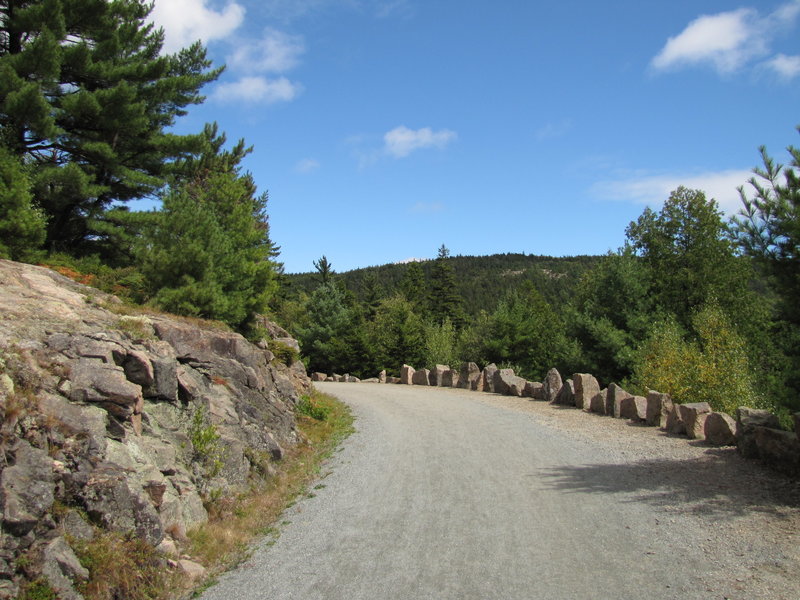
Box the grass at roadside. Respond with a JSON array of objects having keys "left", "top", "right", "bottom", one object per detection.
[{"left": 185, "top": 387, "right": 354, "bottom": 590}]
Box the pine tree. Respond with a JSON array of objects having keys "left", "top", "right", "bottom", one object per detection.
[
  {"left": 0, "top": 145, "right": 46, "bottom": 259},
  {"left": 0, "top": 0, "right": 220, "bottom": 253},
  {"left": 313, "top": 255, "right": 334, "bottom": 285},
  {"left": 428, "top": 244, "right": 464, "bottom": 327},
  {"left": 399, "top": 261, "right": 427, "bottom": 311},
  {"left": 136, "top": 134, "right": 279, "bottom": 331}
]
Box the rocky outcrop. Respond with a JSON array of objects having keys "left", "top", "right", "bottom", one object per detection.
[{"left": 0, "top": 259, "right": 308, "bottom": 596}]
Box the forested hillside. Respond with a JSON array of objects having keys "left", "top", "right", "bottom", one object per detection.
[{"left": 281, "top": 253, "right": 602, "bottom": 316}]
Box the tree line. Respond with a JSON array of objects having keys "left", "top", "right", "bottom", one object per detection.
[
  {"left": 277, "top": 175, "right": 800, "bottom": 425},
  {"left": 1, "top": 1, "right": 798, "bottom": 425}
]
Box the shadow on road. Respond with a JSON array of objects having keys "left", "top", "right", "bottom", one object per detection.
[{"left": 539, "top": 449, "right": 800, "bottom": 518}]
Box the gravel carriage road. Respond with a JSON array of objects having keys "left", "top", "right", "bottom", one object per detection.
[{"left": 199, "top": 383, "right": 800, "bottom": 600}]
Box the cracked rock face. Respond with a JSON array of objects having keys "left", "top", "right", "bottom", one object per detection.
[{"left": 0, "top": 259, "right": 310, "bottom": 594}]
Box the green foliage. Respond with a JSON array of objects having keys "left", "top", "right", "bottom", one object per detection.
[
  {"left": 313, "top": 255, "right": 335, "bottom": 285},
  {"left": 428, "top": 245, "right": 465, "bottom": 327},
  {"left": 631, "top": 303, "right": 764, "bottom": 415},
  {"left": 0, "top": 0, "right": 221, "bottom": 254},
  {"left": 19, "top": 579, "right": 56, "bottom": 600},
  {"left": 365, "top": 294, "right": 426, "bottom": 374},
  {"left": 625, "top": 187, "right": 758, "bottom": 332},
  {"left": 422, "top": 318, "right": 459, "bottom": 368},
  {"left": 269, "top": 340, "right": 299, "bottom": 366},
  {"left": 296, "top": 282, "right": 353, "bottom": 374},
  {"left": 732, "top": 131, "right": 800, "bottom": 408},
  {"left": 188, "top": 406, "right": 224, "bottom": 478},
  {"left": 0, "top": 146, "right": 46, "bottom": 260},
  {"left": 465, "top": 285, "right": 579, "bottom": 381},
  {"left": 137, "top": 136, "right": 279, "bottom": 330},
  {"left": 567, "top": 251, "right": 653, "bottom": 383},
  {"left": 297, "top": 394, "right": 331, "bottom": 421}
]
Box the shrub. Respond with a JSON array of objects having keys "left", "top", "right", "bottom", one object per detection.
[
  {"left": 297, "top": 395, "right": 331, "bottom": 421},
  {"left": 188, "top": 407, "right": 224, "bottom": 478},
  {"left": 631, "top": 303, "right": 766, "bottom": 415}
]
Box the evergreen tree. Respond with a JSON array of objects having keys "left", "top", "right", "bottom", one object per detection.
[
  {"left": 625, "top": 187, "right": 760, "bottom": 334},
  {"left": 313, "top": 255, "right": 334, "bottom": 285},
  {"left": 136, "top": 137, "right": 278, "bottom": 331},
  {"left": 398, "top": 261, "right": 427, "bottom": 311},
  {"left": 0, "top": 0, "right": 220, "bottom": 253},
  {"left": 296, "top": 282, "right": 352, "bottom": 374},
  {"left": 428, "top": 244, "right": 464, "bottom": 327},
  {"left": 0, "top": 145, "right": 46, "bottom": 260}
]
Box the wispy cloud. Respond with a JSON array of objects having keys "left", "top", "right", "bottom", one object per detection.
[
  {"left": 214, "top": 27, "right": 306, "bottom": 104},
  {"left": 593, "top": 169, "right": 753, "bottom": 214},
  {"left": 384, "top": 126, "right": 457, "bottom": 158},
  {"left": 212, "top": 76, "right": 302, "bottom": 104},
  {"left": 651, "top": 1, "right": 800, "bottom": 76},
  {"left": 228, "top": 28, "right": 305, "bottom": 73},
  {"left": 294, "top": 158, "right": 320, "bottom": 173},
  {"left": 150, "top": 0, "right": 245, "bottom": 53},
  {"left": 764, "top": 53, "right": 800, "bottom": 79}
]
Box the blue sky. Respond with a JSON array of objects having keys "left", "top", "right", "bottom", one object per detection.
[{"left": 150, "top": 0, "right": 800, "bottom": 273}]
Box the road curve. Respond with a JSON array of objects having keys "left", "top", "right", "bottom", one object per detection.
[{"left": 199, "top": 383, "right": 785, "bottom": 600}]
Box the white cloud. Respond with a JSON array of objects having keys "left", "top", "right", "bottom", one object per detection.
[
  {"left": 212, "top": 76, "right": 302, "bottom": 103},
  {"left": 764, "top": 53, "right": 800, "bottom": 79},
  {"left": 651, "top": 8, "right": 763, "bottom": 73},
  {"left": 151, "top": 0, "right": 245, "bottom": 53},
  {"left": 383, "top": 126, "right": 457, "bottom": 158},
  {"left": 593, "top": 169, "right": 753, "bottom": 214},
  {"left": 651, "top": 1, "right": 800, "bottom": 75},
  {"left": 229, "top": 28, "right": 305, "bottom": 73},
  {"left": 295, "top": 158, "right": 320, "bottom": 173}
]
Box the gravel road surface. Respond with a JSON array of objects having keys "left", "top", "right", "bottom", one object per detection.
[{"left": 199, "top": 383, "right": 800, "bottom": 600}]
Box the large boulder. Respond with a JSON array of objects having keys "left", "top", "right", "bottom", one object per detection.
[
  {"left": 737, "top": 407, "right": 781, "bottom": 458},
  {"left": 523, "top": 381, "right": 543, "bottom": 399},
  {"left": 429, "top": 365, "right": 449, "bottom": 387},
  {"left": 459, "top": 362, "right": 481, "bottom": 390},
  {"left": 665, "top": 405, "right": 686, "bottom": 435},
  {"left": 645, "top": 392, "right": 673, "bottom": 428},
  {"left": 572, "top": 374, "right": 600, "bottom": 411},
  {"left": 412, "top": 369, "right": 431, "bottom": 386},
  {"left": 379, "top": 370, "right": 387, "bottom": 384},
  {"left": 678, "top": 402, "right": 712, "bottom": 439},
  {"left": 482, "top": 364, "right": 499, "bottom": 394},
  {"left": 704, "top": 412, "right": 737, "bottom": 446},
  {"left": 605, "top": 383, "right": 632, "bottom": 418},
  {"left": 400, "top": 365, "right": 415, "bottom": 385},
  {"left": 753, "top": 427, "right": 800, "bottom": 476},
  {"left": 493, "top": 369, "right": 526, "bottom": 397},
  {"left": 589, "top": 389, "right": 607, "bottom": 414},
  {"left": 620, "top": 395, "right": 647, "bottom": 422},
  {"left": 542, "top": 368, "right": 562, "bottom": 404},
  {"left": 442, "top": 369, "right": 460, "bottom": 388},
  {"left": 311, "top": 372, "right": 327, "bottom": 382},
  {"left": 554, "top": 380, "right": 575, "bottom": 406}
]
